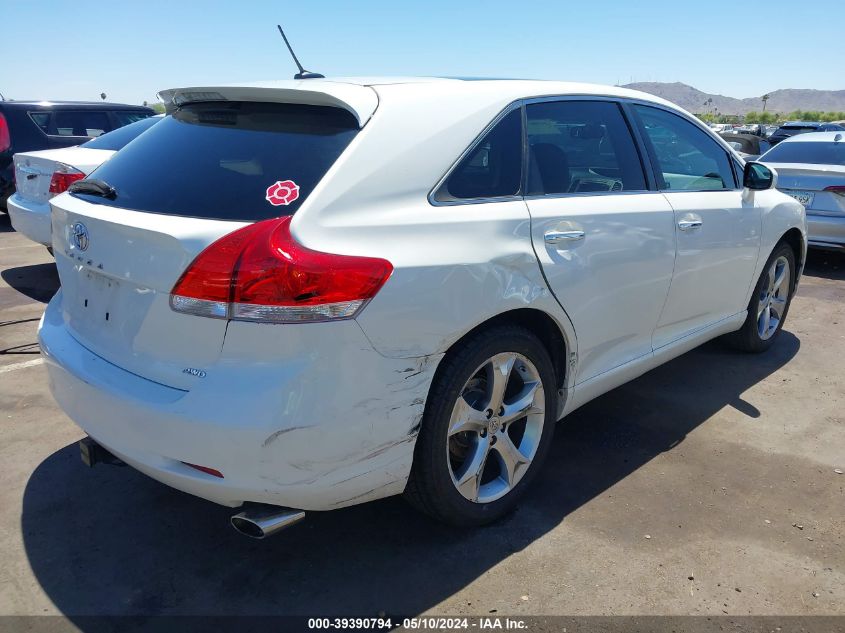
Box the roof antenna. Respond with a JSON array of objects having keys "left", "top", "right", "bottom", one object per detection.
[{"left": 277, "top": 25, "right": 324, "bottom": 80}]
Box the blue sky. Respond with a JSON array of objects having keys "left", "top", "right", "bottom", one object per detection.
[{"left": 3, "top": 0, "right": 843, "bottom": 105}]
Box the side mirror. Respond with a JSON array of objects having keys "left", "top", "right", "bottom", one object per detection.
[{"left": 743, "top": 161, "right": 777, "bottom": 190}]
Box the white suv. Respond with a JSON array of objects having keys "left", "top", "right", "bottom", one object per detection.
[{"left": 39, "top": 78, "right": 806, "bottom": 537}]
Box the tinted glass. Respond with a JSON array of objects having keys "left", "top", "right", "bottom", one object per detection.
[
  {"left": 28, "top": 112, "right": 50, "bottom": 132},
  {"left": 72, "top": 101, "right": 358, "bottom": 220},
  {"left": 634, "top": 105, "right": 735, "bottom": 191},
  {"left": 440, "top": 108, "right": 522, "bottom": 200},
  {"left": 52, "top": 111, "right": 111, "bottom": 137},
  {"left": 113, "top": 110, "right": 154, "bottom": 127},
  {"left": 760, "top": 141, "right": 845, "bottom": 166},
  {"left": 82, "top": 116, "right": 160, "bottom": 150},
  {"left": 526, "top": 100, "right": 645, "bottom": 194}
]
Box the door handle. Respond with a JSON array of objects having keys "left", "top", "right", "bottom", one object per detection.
[
  {"left": 544, "top": 230, "right": 585, "bottom": 244},
  {"left": 678, "top": 219, "right": 703, "bottom": 231}
]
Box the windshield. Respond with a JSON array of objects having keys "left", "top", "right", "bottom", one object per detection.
[
  {"left": 81, "top": 116, "right": 161, "bottom": 151},
  {"left": 72, "top": 101, "right": 359, "bottom": 220},
  {"left": 760, "top": 141, "right": 845, "bottom": 166}
]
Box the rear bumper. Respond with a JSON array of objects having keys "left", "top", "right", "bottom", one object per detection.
[
  {"left": 807, "top": 214, "right": 845, "bottom": 251},
  {"left": 38, "top": 291, "right": 440, "bottom": 510},
  {"left": 7, "top": 193, "right": 51, "bottom": 246}
]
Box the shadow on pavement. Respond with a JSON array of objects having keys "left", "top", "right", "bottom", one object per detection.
[
  {"left": 802, "top": 249, "right": 844, "bottom": 281},
  {"left": 1, "top": 263, "right": 60, "bottom": 304},
  {"left": 21, "top": 332, "right": 800, "bottom": 619},
  {"left": 0, "top": 212, "right": 13, "bottom": 233}
]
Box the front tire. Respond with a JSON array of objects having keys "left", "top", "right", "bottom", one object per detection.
[
  {"left": 405, "top": 325, "right": 557, "bottom": 526},
  {"left": 727, "top": 242, "right": 796, "bottom": 353}
]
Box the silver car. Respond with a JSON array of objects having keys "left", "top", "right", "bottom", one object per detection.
[{"left": 759, "top": 131, "right": 845, "bottom": 251}]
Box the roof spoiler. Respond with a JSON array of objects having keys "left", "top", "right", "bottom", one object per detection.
[{"left": 157, "top": 82, "right": 379, "bottom": 127}]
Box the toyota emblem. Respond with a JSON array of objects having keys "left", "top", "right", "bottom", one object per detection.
[{"left": 71, "top": 222, "right": 89, "bottom": 251}]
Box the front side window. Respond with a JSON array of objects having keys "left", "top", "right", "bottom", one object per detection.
[
  {"left": 437, "top": 108, "right": 522, "bottom": 201},
  {"left": 525, "top": 100, "right": 646, "bottom": 195},
  {"left": 634, "top": 105, "right": 735, "bottom": 191}
]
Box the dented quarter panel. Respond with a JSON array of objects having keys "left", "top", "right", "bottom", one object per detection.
[{"left": 40, "top": 295, "right": 441, "bottom": 510}]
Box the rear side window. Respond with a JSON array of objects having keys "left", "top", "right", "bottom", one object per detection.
[
  {"left": 72, "top": 102, "right": 359, "bottom": 220},
  {"left": 634, "top": 105, "right": 736, "bottom": 191},
  {"left": 81, "top": 116, "right": 159, "bottom": 151},
  {"left": 28, "top": 112, "right": 50, "bottom": 132},
  {"left": 53, "top": 111, "right": 111, "bottom": 137},
  {"left": 436, "top": 108, "right": 522, "bottom": 201},
  {"left": 526, "top": 100, "right": 646, "bottom": 195}
]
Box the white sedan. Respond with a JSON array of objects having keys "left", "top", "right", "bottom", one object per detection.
[
  {"left": 37, "top": 78, "right": 806, "bottom": 537},
  {"left": 7, "top": 116, "right": 160, "bottom": 247},
  {"left": 758, "top": 131, "right": 845, "bottom": 251}
]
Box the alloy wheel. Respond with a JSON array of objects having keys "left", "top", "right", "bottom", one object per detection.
[
  {"left": 446, "top": 352, "right": 546, "bottom": 504},
  {"left": 757, "top": 255, "right": 790, "bottom": 341}
]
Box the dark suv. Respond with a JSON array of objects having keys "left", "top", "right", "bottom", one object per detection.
[
  {"left": 0, "top": 100, "right": 154, "bottom": 210},
  {"left": 768, "top": 121, "right": 845, "bottom": 146}
]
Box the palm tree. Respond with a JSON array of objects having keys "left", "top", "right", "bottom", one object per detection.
[{"left": 762, "top": 94, "right": 770, "bottom": 112}]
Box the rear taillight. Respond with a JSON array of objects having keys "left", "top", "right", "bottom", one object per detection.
[
  {"left": 48, "top": 164, "right": 85, "bottom": 196},
  {"left": 824, "top": 186, "right": 845, "bottom": 196},
  {"left": 170, "top": 216, "right": 393, "bottom": 323},
  {"left": 0, "top": 114, "right": 10, "bottom": 153}
]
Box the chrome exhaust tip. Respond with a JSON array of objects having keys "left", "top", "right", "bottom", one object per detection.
[{"left": 230, "top": 504, "right": 305, "bottom": 539}]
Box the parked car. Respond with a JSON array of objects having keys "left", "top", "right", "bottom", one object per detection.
[
  {"left": 735, "top": 124, "right": 766, "bottom": 136},
  {"left": 38, "top": 78, "right": 806, "bottom": 537},
  {"left": 720, "top": 132, "right": 771, "bottom": 160},
  {"left": 8, "top": 116, "right": 161, "bottom": 247},
  {"left": 759, "top": 131, "right": 845, "bottom": 251},
  {"left": 768, "top": 121, "right": 845, "bottom": 146},
  {"left": 0, "top": 100, "right": 155, "bottom": 210}
]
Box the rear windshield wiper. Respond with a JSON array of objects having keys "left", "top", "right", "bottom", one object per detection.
[{"left": 68, "top": 179, "right": 117, "bottom": 200}]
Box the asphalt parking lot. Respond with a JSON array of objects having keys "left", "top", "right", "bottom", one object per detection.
[{"left": 0, "top": 211, "right": 843, "bottom": 620}]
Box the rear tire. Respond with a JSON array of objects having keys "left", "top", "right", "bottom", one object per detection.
[
  {"left": 726, "top": 242, "right": 795, "bottom": 353},
  {"left": 405, "top": 325, "right": 557, "bottom": 526}
]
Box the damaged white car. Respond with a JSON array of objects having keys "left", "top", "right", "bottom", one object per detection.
[{"left": 39, "top": 78, "right": 806, "bottom": 537}]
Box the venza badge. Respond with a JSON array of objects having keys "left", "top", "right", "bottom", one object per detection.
[{"left": 71, "top": 222, "right": 89, "bottom": 251}]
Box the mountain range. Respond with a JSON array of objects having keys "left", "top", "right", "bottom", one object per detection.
[{"left": 622, "top": 82, "right": 845, "bottom": 115}]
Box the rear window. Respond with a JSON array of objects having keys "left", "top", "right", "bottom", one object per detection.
[
  {"left": 81, "top": 116, "right": 160, "bottom": 151},
  {"left": 72, "top": 102, "right": 359, "bottom": 220},
  {"left": 760, "top": 141, "right": 845, "bottom": 166}
]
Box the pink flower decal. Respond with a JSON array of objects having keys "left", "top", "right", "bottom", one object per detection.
[{"left": 265, "top": 180, "right": 300, "bottom": 206}]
